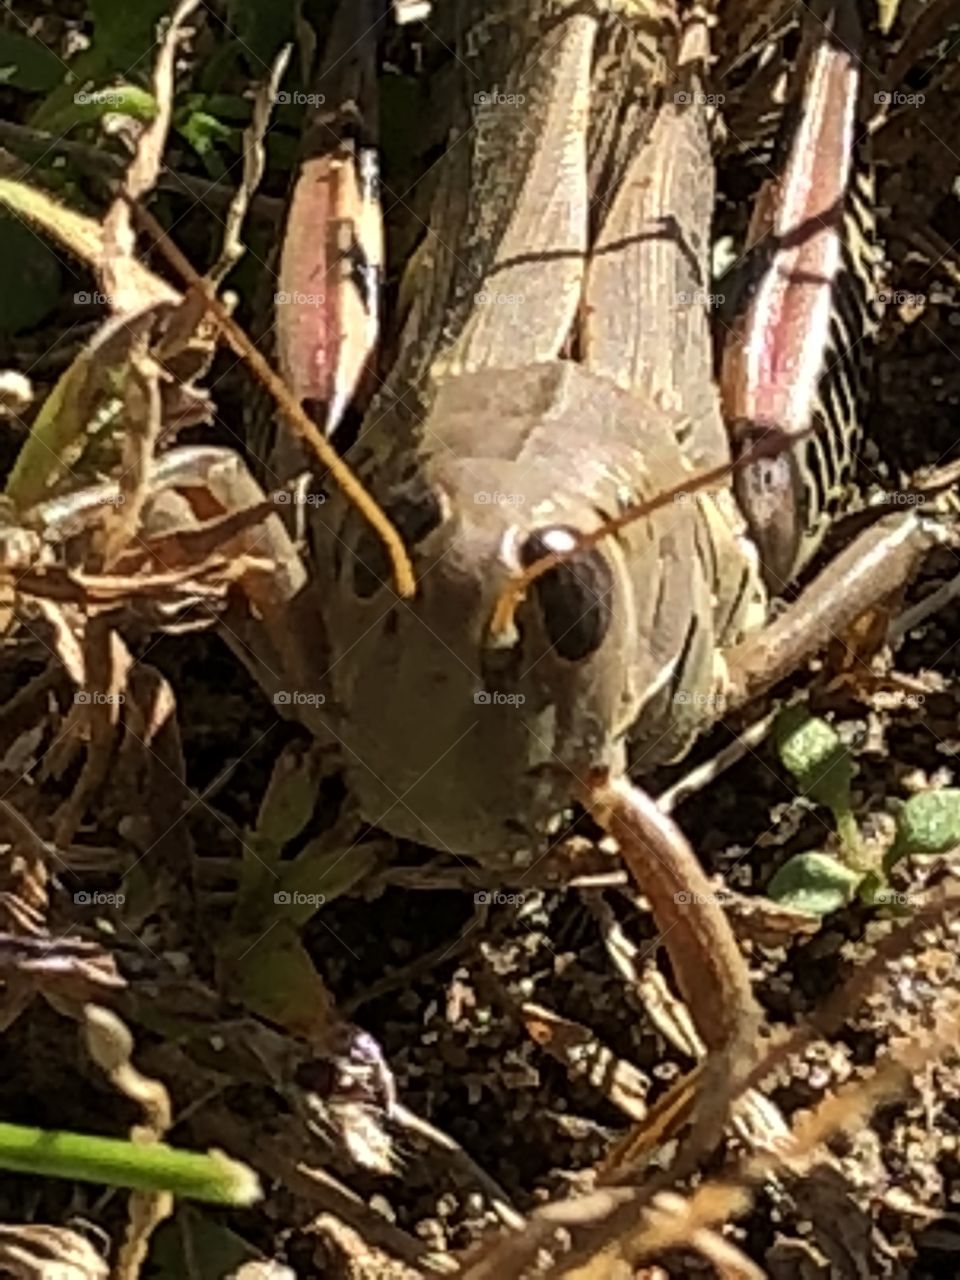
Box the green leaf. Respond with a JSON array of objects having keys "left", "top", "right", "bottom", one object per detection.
[
  {"left": 767, "top": 851, "right": 863, "bottom": 917},
  {"left": 30, "top": 0, "right": 168, "bottom": 131},
  {"left": 0, "top": 212, "right": 62, "bottom": 334},
  {"left": 0, "top": 176, "right": 177, "bottom": 312},
  {"left": 776, "top": 708, "right": 850, "bottom": 800},
  {"left": 254, "top": 744, "right": 325, "bottom": 854},
  {"left": 183, "top": 92, "right": 252, "bottom": 124},
  {"left": 39, "top": 82, "right": 157, "bottom": 134},
  {"left": 90, "top": 0, "right": 173, "bottom": 71},
  {"left": 774, "top": 712, "right": 869, "bottom": 874},
  {"left": 888, "top": 788, "right": 960, "bottom": 867},
  {"left": 857, "top": 871, "right": 913, "bottom": 912},
  {"left": 774, "top": 708, "right": 861, "bottom": 861},
  {"left": 0, "top": 32, "right": 67, "bottom": 92},
  {"left": 216, "top": 922, "right": 336, "bottom": 1038},
  {"left": 225, "top": 0, "right": 298, "bottom": 67},
  {"left": 148, "top": 1208, "right": 258, "bottom": 1280},
  {"left": 5, "top": 309, "right": 156, "bottom": 509},
  {"left": 176, "top": 109, "right": 234, "bottom": 178},
  {"left": 276, "top": 837, "right": 378, "bottom": 921}
]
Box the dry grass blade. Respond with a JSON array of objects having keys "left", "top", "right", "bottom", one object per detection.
[
  {"left": 457, "top": 875, "right": 960, "bottom": 1277},
  {"left": 102, "top": 0, "right": 200, "bottom": 291},
  {"left": 53, "top": 621, "right": 128, "bottom": 848},
  {"left": 561, "top": 1002, "right": 960, "bottom": 1277},
  {"left": 521, "top": 1002, "right": 652, "bottom": 1122},
  {"left": 0, "top": 178, "right": 178, "bottom": 315},
  {"left": 130, "top": 200, "right": 416, "bottom": 600},
  {"left": 85, "top": 1005, "right": 174, "bottom": 1280},
  {"left": 0, "top": 1224, "right": 108, "bottom": 1280},
  {"left": 208, "top": 46, "right": 291, "bottom": 288},
  {"left": 96, "top": 2, "right": 200, "bottom": 568}
]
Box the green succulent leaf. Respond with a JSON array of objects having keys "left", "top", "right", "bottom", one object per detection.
[
  {"left": 776, "top": 709, "right": 850, "bottom": 802},
  {"left": 767, "top": 851, "right": 863, "bottom": 917},
  {"left": 887, "top": 788, "right": 960, "bottom": 868},
  {"left": 774, "top": 709, "right": 862, "bottom": 863}
]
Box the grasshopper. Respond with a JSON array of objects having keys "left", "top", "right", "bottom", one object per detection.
[
  {"left": 264, "top": 0, "right": 906, "bottom": 860},
  {"left": 110, "top": 0, "right": 945, "bottom": 1116}
]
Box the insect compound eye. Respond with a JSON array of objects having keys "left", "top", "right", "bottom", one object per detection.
[
  {"left": 351, "top": 486, "right": 445, "bottom": 599},
  {"left": 518, "top": 525, "right": 613, "bottom": 661}
]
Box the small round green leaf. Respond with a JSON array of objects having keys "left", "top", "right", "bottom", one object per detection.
[
  {"left": 767, "top": 851, "right": 863, "bottom": 917},
  {"left": 775, "top": 708, "right": 853, "bottom": 813},
  {"left": 889, "top": 788, "right": 960, "bottom": 865},
  {"left": 776, "top": 707, "right": 840, "bottom": 780}
]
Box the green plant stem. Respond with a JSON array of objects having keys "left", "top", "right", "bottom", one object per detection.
[
  {"left": 0, "top": 1122, "right": 260, "bottom": 1205},
  {"left": 834, "top": 808, "right": 869, "bottom": 871}
]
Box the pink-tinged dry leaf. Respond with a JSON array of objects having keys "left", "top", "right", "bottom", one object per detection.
[
  {"left": 0, "top": 931, "right": 125, "bottom": 1029},
  {"left": 277, "top": 143, "right": 382, "bottom": 435},
  {"left": 0, "top": 933, "right": 124, "bottom": 988},
  {"left": 720, "top": 11, "right": 861, "bottom": 439},
  {"left": 275, "top": 0, "right": 382, "bottom": 438}
]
